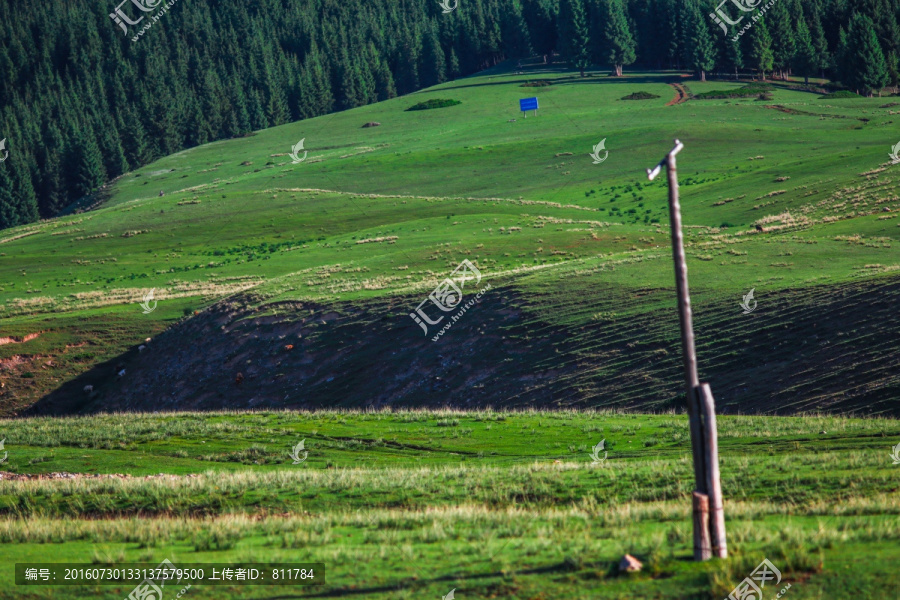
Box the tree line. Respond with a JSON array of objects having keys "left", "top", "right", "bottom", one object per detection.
[{"left": 1, "top": 0, "right": 897, "bottom": 229}]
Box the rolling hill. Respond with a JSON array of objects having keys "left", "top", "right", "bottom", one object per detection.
[{"left": 2, "top": 63, "right": 900, "bottom": 417}]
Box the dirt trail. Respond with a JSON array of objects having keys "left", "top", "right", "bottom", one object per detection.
[{"left": 666, "top": 83, "right": 689, "bottom": 106}]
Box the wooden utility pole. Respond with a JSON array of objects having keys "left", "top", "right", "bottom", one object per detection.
[{"left": 648, "top": 140, "right": 727, "bottom": 561}]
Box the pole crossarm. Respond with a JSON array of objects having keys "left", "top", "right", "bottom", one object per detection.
[{"left": 646, "top": 139, "right": 684, "bottom": 181}]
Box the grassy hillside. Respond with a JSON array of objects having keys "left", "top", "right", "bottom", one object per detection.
[
  {"left": 2, "top": 64, "right": 900, "bottom": 416},
  {"left": 0, "top": 409, "right": 898, "bottom": 599},
  {"left": 2, "top": 60, "right": 900, "bottom": 600}
]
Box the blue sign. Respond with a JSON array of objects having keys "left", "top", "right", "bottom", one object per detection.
[{"left": 519, "top": 97, "right": 539, "bottom": 112}]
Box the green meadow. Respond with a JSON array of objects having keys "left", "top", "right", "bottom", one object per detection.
[
  {"left": 1, "top": 62, "right": 900, "bottom": 598},
  {"left": 0, "top": 410, "right": 898, "bottom": 599}
]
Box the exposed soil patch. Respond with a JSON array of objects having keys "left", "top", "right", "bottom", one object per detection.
[
  {"left": 0, "top": 332, "right": 42, "bottom": 346},
  {"left": 765, "top": 104, "right": 863, "bottom": 121}
]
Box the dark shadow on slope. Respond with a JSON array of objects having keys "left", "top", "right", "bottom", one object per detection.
[{"left": 25, "top": 276, "right": 900, "bottom": 417}]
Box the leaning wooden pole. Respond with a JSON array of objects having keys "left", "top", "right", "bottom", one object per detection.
[
  {"left": 648, "top": 141, "right": 706, "bottom": 494},
  {"left": 648, "top": 140, "right": 726, "bottom": 561}
]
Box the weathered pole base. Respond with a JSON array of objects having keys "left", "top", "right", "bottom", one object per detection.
[
  {"left": 698, "top": 383, "right": 728, "bottom": 559},
  {"left": 692, "top": 491, "right": 712, "bottom": 561}
]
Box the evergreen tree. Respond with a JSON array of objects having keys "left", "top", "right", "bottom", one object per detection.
[
  {"left": 501, "top": 0, "right": 533, "bottom": 58},
  {"left": 794, "top": 20, "right": 818, "bottom": 84},
  {"left": 685, "top": 2, "right": 716, "bottom": 81},
  {"left": 603, "top": 0, "right": 636, "bottom": 76},
  {"left": 67, "top": 127, "right": 107, "bottom": 199},
  {"left": 808, "top": 8, "right": 830, "bottom": 79},
  {"left": 558, "top": 0, "right": 591, "bottom": 76},
  {"left": 522, "top": 0, "right": 557, "bottom": 63},
  {"left": 0, "top": 163, "right": 21, "bottom": 230},
  {"left": 769, "top": 3, "right": 797, "bottom": 79},
  {"left": 749, "top": 19, "right": 775, "bottom": 80},
  {"left": 835, "top": 27, "right": 851, "bottom": 85},
  {"left": 36, "top": 147, "right": 65, "bottom": 218},
  {"left": 448, "top": 47, "right": 462, "bottom": 79},
  {"left": 200, "top": 69, "right": 227, "bottom": 140},
  {"left": 264, "top": 67, "right": 291, "bottom": 126},
  {"left": 13, "top": 158, "right": 38, "bottom": 224},
  {"left": 887, "top": 51, "right": 900, "bottom": 87},
  {"left": 0, "top": 51, "right": 15, "bottom": 107},
  {"left": 664, "top": 0, "right": 683, "bottom": 69},
  {"left": 36, "top": 124, "right": 66, "bottom": 217},
  {"left": 368, "top": 44, "right": 397, "bottom": 100},
  {"left": 98, "top": 122, "right": 129, "bottom": 179},
  {"left": 396, "top": 26, "right": 421, "bottom": 94},
  {"left": 0, "top": 159, "right": 39, "bottom": 228},
  {"left": 872, "top": 0, "right": 900, "bottom": 55},
  {"left": 724, "top": 35, "right": 744, "bottom": 80},
  {"left": 228, "top": 85, "right": 253, "bottom": 137},
  {"left": 118, "top": 107, "right": 149, "bottom": 170},
  {"left": 420, "top": 22, "right": 447, "bottom": 87},
  {"left": 845, "top": 13, "right": 890, "bottom": 96},
  {"left": 305, "top": 42, "right": 335, "bottom": 116}
]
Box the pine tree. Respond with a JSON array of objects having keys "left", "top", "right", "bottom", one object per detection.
[
  {"left": 420, "top": 22, "right": 447, "bottom": 88},
  {"left": 200, "top": 69, "right": 227, "bottom": 139},
  {"left": 0, "top": 162, "right": 21, "bottom": 229},
  {"left": 872, "top": 0, "right": 900, "bottom": 55},
  {"left": 118, "top": 107, "right": 149, "bottom": 170},
  {"left": 186, "top": 97, "right": 210, "bottom": 147},
  {"left": 522, "top": 0, "right": 557, "bottom": 63},
  {"left": 769, "top": 3, "right": 796, "bottom": 80},
  {"left": 303, "top": 42, "right": 335, "bottom": 116},
  {"left": 808, "top": 8, "right": 830, "bottom": 79},
  {"left": 67, "top": 127, "right": 107, "bottom": 199},
  {"left": 228, "top": 84, "right": 253, "bottom": 137},
  {"left": 603, "top": 0, "right": 636, "bottom": 76},
  {"left": 501, "top": 0, "right": 533, "bottom": 58},
  {"left": 558, "top": 0, "right": 591, "bottom": 76},
  {"left": 749, "top": 19, "right": 775, "bottom": 80},
  {"left": 37, "top": 147, "right": 65, "bottom": 218},
  {"left": 396, "top": 26, "right": 421, "bottom": 94},
  {"left": 36, "top": 124, "right": 67, "bottom": 217},
  {"left": 724, "top": 35, "right": 744, "bottom": 80},
  {"left": 665, "top": 0, "right": 682, "bottom": 69},
  {"left": 337, "top": 48, "right": 365, "bottom": 110},
  {"left": 448, "top": 47, "right": 461, "bottom": 80},
  {"left": 264, "top": 64, "right": 291, "bottom": 126},
  {"left": 845, "top": 13, "right": 890, "bottom": 96},
  {"left": 13, "top": 158, "right": 38, "bottom": 223},
  {"left": 0, "top": 51, "right": 16, "bottom": 107},
  {"left": 794, "top": 20, "right": 818, "bottom": 84},
  {"left": 887, "top": 51, "right": 900, "bottom": 87},
  {"left": 98, "top": 122, "right": 130, "bottom": 178},
  {"left": 371, "top": 50, "right": 397, "bottom": 100},
  {"left": 243, "top": 89, "right": 264, "bottom": 132},
  {"left": 835, "top": 27, "right": 851, "bottom": 86},
  {"left": 0, "top": 159, "right": 38, "bottom": 228},
  {"left": 686, "top": 2, "right": 716, "bottom": 81}
]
